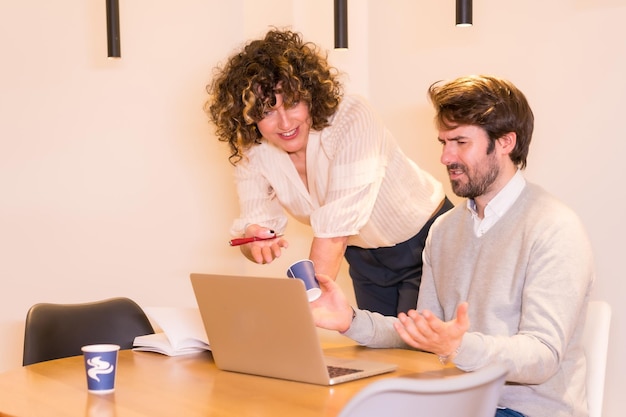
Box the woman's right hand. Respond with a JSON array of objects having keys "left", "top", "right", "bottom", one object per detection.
[{"left": 240, "top": 225, "right": 289, "bottom": 264}]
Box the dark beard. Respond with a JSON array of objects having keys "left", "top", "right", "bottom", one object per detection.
[{"left": 449, "top": 163, "right": 499, "bottom": 199}]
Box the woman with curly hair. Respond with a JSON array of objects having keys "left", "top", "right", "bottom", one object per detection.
[{"left": 205, "top": 29, "right": 452, "bottom": 315}]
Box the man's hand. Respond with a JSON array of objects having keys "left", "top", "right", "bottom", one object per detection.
[
  {"left": 310, "top": 274, "right": 354, "bottom": 333},
  {"left": 393, "top": 302, "right": 470, "bottom": 357}
]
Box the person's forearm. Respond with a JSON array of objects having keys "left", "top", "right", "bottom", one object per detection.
[{"left": 309, "top": 236, "right": 349, "bottom": 280}]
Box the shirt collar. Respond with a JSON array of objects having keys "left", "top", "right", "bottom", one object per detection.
[{"left": 466, "top": 170, "right": 526, "bottom": 217}]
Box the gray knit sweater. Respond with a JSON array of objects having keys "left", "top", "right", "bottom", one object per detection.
[{"left": 344, "top": 183, "right": 594, "bottom": 417}]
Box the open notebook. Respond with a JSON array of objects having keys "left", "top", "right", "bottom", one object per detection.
[
  {"left": 190, "top": 273, "right": 397, "bottom": 385},
  {"left": 133, "top": 307, "right": 209, "bottom": 356}
]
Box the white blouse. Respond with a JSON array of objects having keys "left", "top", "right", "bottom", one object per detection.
[{"left": 230, "top": 95, "right": 444, "bottom": 249}]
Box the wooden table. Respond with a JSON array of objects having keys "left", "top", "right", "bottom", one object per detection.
[{"left": 0, "top": 341, "right": 462, "bottom": 417}]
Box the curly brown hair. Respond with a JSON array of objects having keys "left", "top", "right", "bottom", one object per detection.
[
  {"left": 428, "top": 75, "right": 534, "bottom": 169},
  {"left": 205, "top": 29, "right": 343, "bottom": 165}
]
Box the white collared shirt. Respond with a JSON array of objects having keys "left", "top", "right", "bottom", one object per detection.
[{"left": 467, "top": 170, "right": 526, "bottom": 237}]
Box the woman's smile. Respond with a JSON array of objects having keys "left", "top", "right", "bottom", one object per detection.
[{"left": 279, "top": 127, "right": 299, "bottom": 140}]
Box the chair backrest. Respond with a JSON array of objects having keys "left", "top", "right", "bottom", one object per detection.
[
  {"left": 23, "top": 297, "right": 154, "bottom": 366},
  {"left": 582, "top": 300, "right": 612, "bottom": 417},
  {"left": 338, "top": 363, "right": 508, "bottom": 417}
]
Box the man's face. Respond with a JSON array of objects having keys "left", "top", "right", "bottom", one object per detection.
[{"left": 438, "top": 124, "right": 500, "bottom": 199}]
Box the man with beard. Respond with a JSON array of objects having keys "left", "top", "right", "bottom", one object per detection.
[{"left": 311, "top": 75, "right": 595, "bottom": 417}]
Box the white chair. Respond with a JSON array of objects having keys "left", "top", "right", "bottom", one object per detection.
[
  {"left": 582, "top": 300, "right": 612, "bottom": 417},
  {"left": 338, "top": 363, "right": 508, "bottom": 417}
]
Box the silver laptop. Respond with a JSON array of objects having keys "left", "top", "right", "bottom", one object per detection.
[{"left": 190, "top": 273, "right": 397, "bottom": 385}]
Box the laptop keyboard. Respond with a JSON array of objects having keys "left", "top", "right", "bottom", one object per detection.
[{"left": 327, "top": 365, "right": 363, "bottom": 378}]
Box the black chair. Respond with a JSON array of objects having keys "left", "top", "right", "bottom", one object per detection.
[{"left": 23, "top": 297, "right": 155, "bottom": 366}]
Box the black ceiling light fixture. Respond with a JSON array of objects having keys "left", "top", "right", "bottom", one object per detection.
[
  {"left": 106, "top": 0, "right": 121, "bottom": 58},
  {"left": 334, "top": 0, "right": 348, "bottom": 49},
  {"left": 456, "top": 0, "right": 473, "bottom": 27}
]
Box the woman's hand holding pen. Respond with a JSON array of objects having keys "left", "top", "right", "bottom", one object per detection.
[{"left": 234, "top": 224, "right": 289, "bottom": 264}]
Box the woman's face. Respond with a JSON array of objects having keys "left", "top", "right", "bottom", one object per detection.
[{"left": 256, "top": 93, "right": 312, "bottom": 156}]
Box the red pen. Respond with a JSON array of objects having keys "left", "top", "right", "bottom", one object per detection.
[{"left": 228, "top": 234, "right": 283, "bottom": 246}]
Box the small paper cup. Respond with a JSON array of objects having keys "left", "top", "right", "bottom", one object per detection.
[
  {"left": 82, "top": 344, "right": 120, "bottom": 394},
  {"left": 287, "top": 259, "right": 322, "bottom": 302}
]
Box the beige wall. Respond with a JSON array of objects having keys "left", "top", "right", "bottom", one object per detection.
[{"left": 1, "top": 1, "right": 624, "bottom": 416}]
